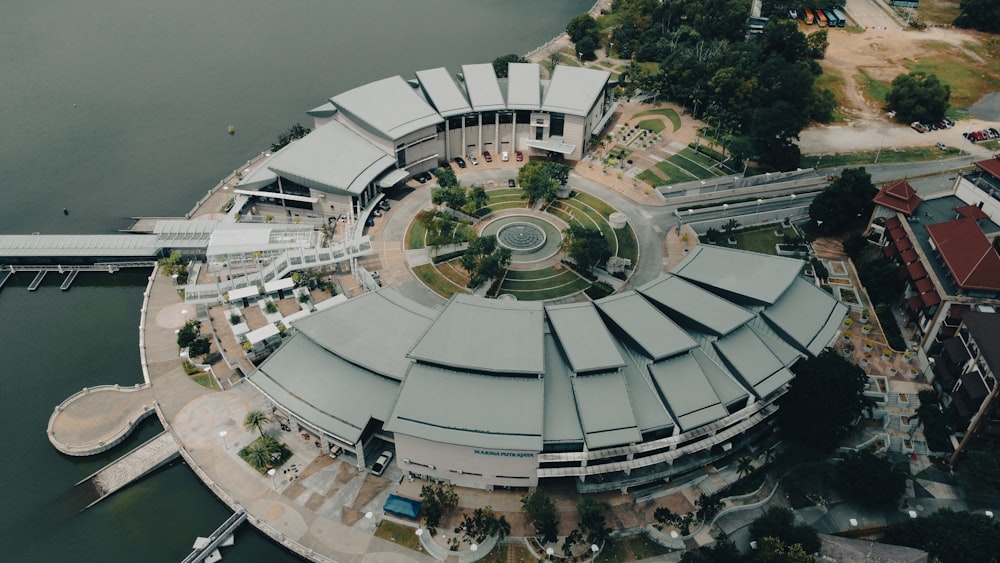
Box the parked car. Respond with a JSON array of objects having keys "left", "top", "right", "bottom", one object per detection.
[
  {"left": 378, "top": 200, "right": 391, "bottom": 211},
  {"left": 964, "top": 132, "right": 974, "bottom": 141},
  {"left": 339, "top": 214, "right": 347, "bottom": 222},
  {"left": 508, "top": 178, "right": 516, "bottom": 187},
  {"left": 371, "top": 450, "right": 393, "bottom": 476},
  {"left": 483, "top": 150, "right": 492, "bottom": 163},
  {"left": 328, "top": 444, "right": 343, "bottom": 458},
  {"left": 910, "top": 122, "right": 927, "bottom": 133},
  {"left": 365, "top": 217, "right": 375, "bottom": 227},
  {"left": 454, "top": 156, "right": 466, "bottom": 168},
  {"left": 944, "top": 118, "right": 955, "bottom": 128},
  {"left": 989, "top": 128, "right": 1000, "bottom": 139},
  {"left": 373, "top": 209, "right": 382, "bottom": 217},
  {"left": 516, "top": 150, "right": 523, "bottom": 162},
  {"left": 468, "top": 154, "right": 479, "bottom": 165},
  {"left": 501, "top": 151, "right": 509, "bottom": 162},
  {"left": 936, "top": 142, "right": 947, "bottom": 151}
]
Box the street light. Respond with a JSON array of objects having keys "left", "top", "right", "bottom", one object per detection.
[
  {"left": 471, "top": 544, "right": 478, "bottom": 553},
  {"left": 267, "top": 468, "right": 277, "bottom": 489},
  {"left": 219, "top": 430, "right": 228, "bottom": 450},
  {"left": 546, "top": 547, "right": 555, "bottom": 560},
  {"left": 591, "top": 544, "right": 600, "bottom": 554},
  {"left": 756, "top": 198, "right": 763, "bottom": 215}
]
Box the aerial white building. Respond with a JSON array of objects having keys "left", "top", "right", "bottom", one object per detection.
[
  {"left": 235, "top": 63, "right": 613, "bottom": 219},
  {"left": 248, "top": 246, "right": 846, "bottom": 493}
]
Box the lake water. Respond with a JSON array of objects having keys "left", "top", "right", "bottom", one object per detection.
[{"left": 0, "top": 1, "right": 591, "bottom": 559}]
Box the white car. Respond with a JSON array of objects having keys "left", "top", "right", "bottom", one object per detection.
[
  {"left": 468, "top": 154, "right": 479, "bottom": 166},
  {"left": 501, "top": 151, "right": 509, "bottom": 162},
  {"left": 371, "top": 450, "right": 393, "bottom": 476}
]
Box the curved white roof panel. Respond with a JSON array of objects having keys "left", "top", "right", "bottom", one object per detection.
[
  {"left": 596, "top": 292, "right": 698, "bottom": 361},
  {"left": 408, "top": 294, "right": 544, "bottom": 374},
  {"left": 638, "top": 274, "right": 754, "bottom": 336},
  {"left": 415, "top": 67, "right": 472, "bottom": 117},
  {"left": 546, "top": 302, "right": 624, "bottom": 373},
  {"left": 331, "top": 75, "right": 443, "bottom": 140},
  {"left": 387, "top": 363, "right": 544, "bottom": 451},
  {"left": 252, "top": 336, "right": 400, "bottom": 445},
  {"left": 506, "top": 63, "right": 542, "bottom": 110},
  {"left": 673, "top": 245, "right": 803, "bottom": 305},
  {"left": 293, "top": 289, "right": 438, "bottom": 380},
  {"left": 763, "top": 277, "right": 847, "bottom": 356},
  {"left": 461, "top": 63, "right": 506, "bottom": 112},
  {"left": 266, "top": 121, "right": 397, "bottom": 196},
  {"left": 542, "top": 65, "right": 610, "bottom": 117}
]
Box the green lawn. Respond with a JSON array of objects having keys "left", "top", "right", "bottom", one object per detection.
[
  {"left": 573, "top": 191, "right": 616, "bottom": 217},
  {"left": 856, "top": 70, "right": 890, "bottom": 105},
  {"left": 487, "top": 201, "right": 530, "bottom": 212},
  {"left": 504, "top": 268, "right": 568, "bottom": 281},
  {"left": 406, "top": 218, "right": 426, "bottom": 250},
  {"left": 665, "top": 154, "right": 716, "bottom": 180},
  {"left": 373, "top": 521, "right": 421, "bottom": 551},
  {"left": 655, "top": 159, "right": 698, "bottom": 183},
  {"left": 501, "top": 269, "right": 582, "bottom": 291},
  {"left": 413, "top": 264, "right": 464, "bottom": 299},
  {"left": 730, "top": 227, "right": 784, "bottom": 255},
  {"left": 637, "top": 169, "right": 665, "bottom": 186},
  {"left": 632, "top": 107, "right": 682, "bottom": 132},
  {"left": 805, "top": 146, "right": 964, "bottom": 167},
  {"left": 500, "top": 278, "right": 590, "bottom": 300},
  {"left": 637, "top": 118, "right": 665, "bottom": 133},
  {"left": 615, "top": 226, "right": 639, "bottom": 264},
  {"left": 192, "top": 374, "right": 219, "bottom": 390}
]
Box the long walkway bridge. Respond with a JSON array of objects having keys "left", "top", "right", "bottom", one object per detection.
[{"left": 75, "top": 430, "right": 180, "bottom": 508}]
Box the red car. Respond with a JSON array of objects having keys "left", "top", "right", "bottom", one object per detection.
[
  {"left": 515, "top": 150, "right": 524, "bottom": 162},
  {"left": 483, "top": 151, "right": 492, "bottom": 163}
]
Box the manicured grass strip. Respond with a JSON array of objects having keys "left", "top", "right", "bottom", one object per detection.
[
  {"left": 732, "top": 226, "right": 785, "bottom": 255},
  {"left": 192, "top": 374, "right": 219, "bottom": 390},
  {"left": 406, "top": 218, "right": 426, "bottom": 250},
  {"left": 804, "top": 146, "right": 964, "bottom": 167},
  {"left": 504, "top": 268, "right": 570, "bottom": 281},
  {"left": 615, "top": 226, "right": 639, "bottom": 263},
  {"left": 485, "top": 188, "right": 522, "bottom": 198},
  {"left": 633, "top": 107, "right": 681, "bottom": 132},
  {"left": 546, "top": 205, "right": 574, "bottom": 223},
  {"left": 436, "top": 260, "right": 471, "bottom": 288},
  {"left": 502, "top": 270, "right": 581, "bottom": 290},
  {"left": 573, "top": 191, "right": 616, "bottom": 218},
  {"left": 856, "top": 70, "right": 890, "bottom": 105},
  {"left": 488, "top": 201, "right": 530, "bottom": 212},
  {"left": 559, "top": 199, "right": 618, "bottom": 254},
  {"left": 678, "top": 147, "right": 725, "bottom": 173},
  {"left": 374, "top": 521, "right": 420, "bottom": 551},
  {"left": 666, "top": 153, "right": 717, "bottom": 180},
  {"left": 487, "top": 194, "right": 525, "bottom": 204},
  {"left": 637, "top": 119, "right": 665, "bottom": 133},
  {"left": 638, "top": 169, "right": 665, "bottom": 186},
  {"left": 500, "top": 279, "right": 590, "bottom": 300},
  {"left": 656, "top": 159, "right": 698, "bottom": 183},
  {"left": 413, "top": 263, "right": 462, "bottom": 299}
]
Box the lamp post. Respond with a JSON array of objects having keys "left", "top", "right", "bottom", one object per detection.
[
  {"left": 756, "top": 198, "right": 763, "bottom": 215},
  {"left": 591, "top": 544, "right": 600, "bottom": 555},
  {"left": 546, "top": 547, "right": 554, "bottom": 560},
  {"left": 267, "top": 468, "right": 277, "bottom": 490},
  {"left": 219, "top": 430, "right": 228, "bottom": 450}
]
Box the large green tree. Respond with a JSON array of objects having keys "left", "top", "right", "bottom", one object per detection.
[
  {"left": 956, "top": 444, "right": 1000, "bottom": 496},
  {"left": 563, "top": 223, "right": 611, "bottom": 271},
  {"left": 679, "top": 540, "right": 743, "bottom": 563},
  {"left": 491, "top": 54, "right": 528, "bottom": 78},
  {"left": 270, "top": 123, "right": 311, "bottom": 152},
  {"left": 420, "top": 483, "right": 459, "bottom": 535},
  {"left": 833, "top": 451, "right": 908, "bottom": 508},
  {"left": 954, "top": 0, "right": 1000, "bottom": 33},
  {"left": 577, "top": 497, "right": 611, "bottom": 545},
  {"left": 809, "top": 167, "right": 876, "bottom": 233},
  {"left": 460, "top": 235, "right": 511, "bottom": 288},
  {"left": 520, "top": 489, "right": 559, "bottom": 543},
  {"left": 777, "top": 350, "right": 874, "bottom": 452},
  {"left": 882, "top": 509, "right": 1000, "bottom": 563},
  {"left": 177, "top": 319, "right": 202, "bottom": 349},
  {"left": 566, "top": 13, "right": 600, "bottom": 43},
  {"left": 886, "top": 71, "right": 951, "bottom": 124},
  {"left": 243, "top": 410, "right": 270, "bottom": 437},
  {"left": 749, "top": 507, "right": 820, "bottom": 554},
  {"left": 518, "top": 161, "right": 568, "bottom": 205}
]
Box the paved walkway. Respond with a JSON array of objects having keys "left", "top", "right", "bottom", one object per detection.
[{"left": 48, "top": 384, "right": 155, "bottom": 455}]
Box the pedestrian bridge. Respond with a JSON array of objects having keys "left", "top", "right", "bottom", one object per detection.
[{"left": 75, "top": 431, "right": 180, "bottom": 509}]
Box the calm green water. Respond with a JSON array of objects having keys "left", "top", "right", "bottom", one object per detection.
[{"left": 0, "top": 0, "right": 590, "bottom": 560}]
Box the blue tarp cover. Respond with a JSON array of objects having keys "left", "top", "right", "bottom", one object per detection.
[{"left": 383, "top": 494, "right": 421, "bottom": 519}]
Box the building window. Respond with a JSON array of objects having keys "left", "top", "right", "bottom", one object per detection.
[{"left": 551, "top": 114, "right": 565, "bottom": 137}]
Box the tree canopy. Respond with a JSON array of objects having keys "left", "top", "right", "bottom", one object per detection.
[
  {"left": 886, "top": 71, "right": 951, "bottom": 124},
  {"left": 833, "top": 451, "right": 908, "bottom": 508},
  {"left": 748, "top": 507, "right": 820, "bottom": 554},
  {"left": 270, "top": 123, "right": 311, "bottom": 153},
  {"left": 177, "top": 319, "right": 202, "bottom": 349},
  {"left": 954, "top": 0, "right": 1000, "bottom": 33},
  {"left": 777, "top": 350, "right": 874, "bottom": 452},
  {"left": 518, "top": 161, "right": 568, "bottom": 204},
  {"left": 809, "top": 167, "right": 876, "bottom": 233},
  {"left": 460, "top": 235, "right": 511, "bottom": 288},
  {"left": 420, "top": 483, "right": 459, "bottom": 535},
  {"left": 956, "top": 443, "right": 1000, "bottom": 496},
  {"left": 521, "top": 488, "right": 559, "bottom": 543},
  {"left": 882, "top": 508, "right": 1000, "bottom": 563},
  {"left": 577, "top": 497, "right": 611, "bottom": 545},
  {"left": 562, "top": 223, "right": 611, "bottom": 271},
  {"left": 492, "top": 54, "right": 528, "bottom": 78}
]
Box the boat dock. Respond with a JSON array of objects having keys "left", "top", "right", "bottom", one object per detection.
[
  {"left": 181, "top": 509, "right": 246, "bottom": 563},
  {"left": 28, "top": 270, "right": 46, "bottom": 291},
  {"left": 60, "top": 269, "right": 80, "bottom": 290}
]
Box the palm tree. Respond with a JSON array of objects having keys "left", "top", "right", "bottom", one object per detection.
[
  {"left": 736, "top": 456, "right": 755, "bottom": 480},
  {"left": 243, "top": 410, "right": 270, "bottom": 437},
  {"left": 243, "top": 441, "right": 271, "bottom": 471}
]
